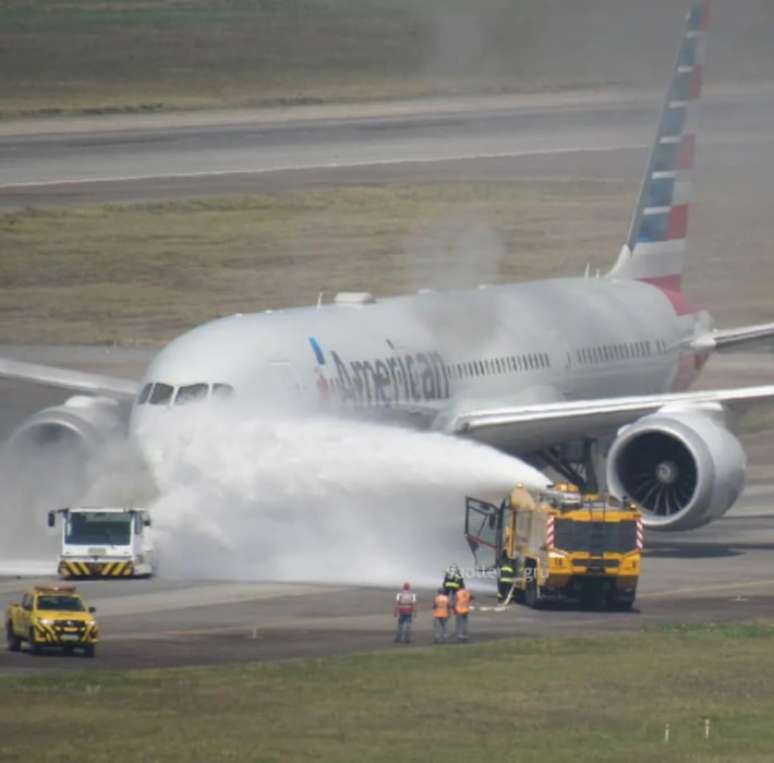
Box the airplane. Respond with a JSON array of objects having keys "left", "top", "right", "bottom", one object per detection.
[{"left": 2, "top": 0, "right": 774, "bottom": 533}]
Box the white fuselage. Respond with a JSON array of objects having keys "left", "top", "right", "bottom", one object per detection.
[{"left": 129, "top": 276, "right": 710, "bottom": 453}]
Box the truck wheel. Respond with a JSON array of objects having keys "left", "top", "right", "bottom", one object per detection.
[
  {"left": 5, "top": 623, "right": 21, "bottom": 652},
  {"left": 525, "top": 578, "right": 542, "bottom": 609},
  {"left": 609, "top": 594, "right": 635, "bottom": 612},
  {"left": 28, "top": 629, "right": 41, "bottom": 655},
  {"left": 82, "top": 644, "right": 96, "bottom": 658},
  {"left": 606, "top": 587, "right": 635, "bottom": 612}
]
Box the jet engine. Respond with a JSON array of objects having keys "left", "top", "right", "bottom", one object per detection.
[
  {"left": 2, "top": 396, "right": 126, "bottom": 506},
  {"left": 606, "top": 409, "right": 746, "bottom": 531},
  {"left": 5, "top": 395, "right": 124, "bottom": 456}
]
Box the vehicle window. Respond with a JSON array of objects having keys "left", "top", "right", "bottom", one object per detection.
[
  {"left": 66, "top": 512, "right": 132, "bottom": 546},
  {"left": 212, "top": 383, "right": 235, "bottom": 399},
  {"left": 175, "top": 383, "right": 209, "bottom": 405},
  {"left": 22, "top": 594, "right": 32, "bottom": 611},
  {"left": 36, "top": 595, "right": 85, "bottom": 612},
  {"left": 149, "top": 382, "right": 174, "bottom": 405},
  {"left": 137, "top": 383, "right": 153, "bottom": 405}
]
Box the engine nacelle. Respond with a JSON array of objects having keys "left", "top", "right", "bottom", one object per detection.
[
  {"left": 607, "top": 410, "right": 746, "bottom": 531},
  {"left": 5, "top": 395, "right": 124, "bottom": 460}
]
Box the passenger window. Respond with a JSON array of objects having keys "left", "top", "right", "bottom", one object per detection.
[
  {"left": 212, "top": 383, "right": 235, "bottom": 399},
  {"left": 137, "top": 383, "right": 153, "bottom": 405},
  {"left": 175, "top": 383, "right": 209, "bottom": 405},
  {"left": 149, "top": 383, "right": 174, "bottom": 406}
]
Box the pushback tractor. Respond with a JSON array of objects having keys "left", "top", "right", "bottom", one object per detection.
[
  {"left": 48, "top": 507, "right": 154, "bottom": 579},
  {"left": 465, "top": 483, "right": 642, "bottom": 610}
]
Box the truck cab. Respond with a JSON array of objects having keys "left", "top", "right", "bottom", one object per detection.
[
  {"left": 6, "top": 585, "right": 98, "bottom": 657},
  {"left": 466, "top": 483, "right": 642, "bottom": 610},
  {"left": 48, "top": 507, "right": 154, "bottom": 578}
]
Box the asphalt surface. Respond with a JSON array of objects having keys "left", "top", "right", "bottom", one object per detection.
[
  {"left": 2, "top": 499, "right": 774, "bottom": 674},
  {"left": 1, "top": 89, "right": 773, "bottom": 207}
]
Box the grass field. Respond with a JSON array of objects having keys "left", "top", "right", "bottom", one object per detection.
[
  {"left": 2, "top": 173, "right": 773, "bottom": 346},
  {"left": 1, "top": 0, "right": 772, "bottom": 119},
  {"left": 0, "top": 179, "right": 633, "bottom": 345},
  {"left": 1, "top": 622, "right": 774, "bottom": 762}
]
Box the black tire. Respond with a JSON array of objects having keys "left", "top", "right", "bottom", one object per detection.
[
  {"left": 6, "top": 623, "right": 21, "bottom": 653},
  {"left": 525, "top": 578, "right": 542, "bottom": 609},
  {"left": 82, "top": 644, "right": 96, "bottom": 658},
  {"left": 606, "top": 587, "right": 636, "bottom": 612},
  {"left": 608, "top": 595, "right": 635, "bottom": 612},
  {"left": 28, "top": 629, "right": 41, "bottom": 655}
]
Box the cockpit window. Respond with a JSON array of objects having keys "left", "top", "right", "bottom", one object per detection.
[
  {"left": 149, "top": 382, "right": 174, "bottom": 406},
  {"left": 137, "top": 383, "right": 153, "bottom": 405},
  {"left": 175, "top": 383, "right": 209, "bottom": 405},
  {"left": 212, "top": 383, "right": 235, "bottom": 399}
]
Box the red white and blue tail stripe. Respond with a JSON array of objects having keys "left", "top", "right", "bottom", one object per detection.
[{"left": 609, "top": 1, "right": 710, "bottom": 295}]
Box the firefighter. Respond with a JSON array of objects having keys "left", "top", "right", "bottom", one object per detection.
[
  {"left": 432, "top": 588, "right": 450, "bottom": 644},
  {"left": 497, "top": 552, "right": 516, "bottom": 603},
  {"left": 442, "top": 564, "right": 464, "bottom": 604},
  {"left": 393, "top": 582, "right": 417, "bottom": 643},
  {"left": 454, "top": 585, "right": 473, "bottom": 643}
]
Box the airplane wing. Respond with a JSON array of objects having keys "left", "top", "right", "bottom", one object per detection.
[
  {"left": 438, "top": 384, "right": 774, "bottom": 452},
  {"left": 0, "top": 356, "right": 139, "bottom": 400},
  {"left": 691, "top": 322, "right": 774, "bottom": 354}
]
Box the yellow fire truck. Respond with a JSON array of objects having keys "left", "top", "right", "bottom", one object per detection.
[{"left": 465, "top": 483, "right": 642, "bottom": 610}]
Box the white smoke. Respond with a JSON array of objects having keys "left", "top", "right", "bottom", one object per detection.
[
  {"left": 140, "top": 406, "right": 546, "bottom": 586},
  {"left": 0, "top": 402, "right": 548, "bottom": 584}
]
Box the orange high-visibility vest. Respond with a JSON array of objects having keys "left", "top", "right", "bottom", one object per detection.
[
  {"left": 433, "top": 593, "right": 450, "bottom": 618},
  {"left": 455, "top": 589, "right": 472, "bottom": 615}
]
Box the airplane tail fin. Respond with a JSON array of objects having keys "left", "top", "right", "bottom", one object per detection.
[{"left": 609, "top": 1, "right": 710, "bottom": 293}]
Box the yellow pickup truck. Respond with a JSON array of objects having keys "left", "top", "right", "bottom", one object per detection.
[{"left": 5, "top": 586, "right": 99, "bottom": 657}]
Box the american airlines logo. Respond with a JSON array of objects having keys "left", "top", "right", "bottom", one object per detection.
[{"left": 309, "top": 337, "right": 450, "bottom": 406}]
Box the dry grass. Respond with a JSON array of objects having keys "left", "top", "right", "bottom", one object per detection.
[
  {"left": 0, "top": 179, "right": 633, "bottom": 345},
  {"left": 2, "top": 168, "right": 773, "bottom": 346},
  {"left": 1, "top": 622, "right": 774, "bottom": 762}
]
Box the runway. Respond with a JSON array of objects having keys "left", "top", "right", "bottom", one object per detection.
[
  {"left": 1, "top": 88, "right": 773, "bottom": 207},
  {"left": 2, "top": 498, "right": 774, "bottom": 675}
]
